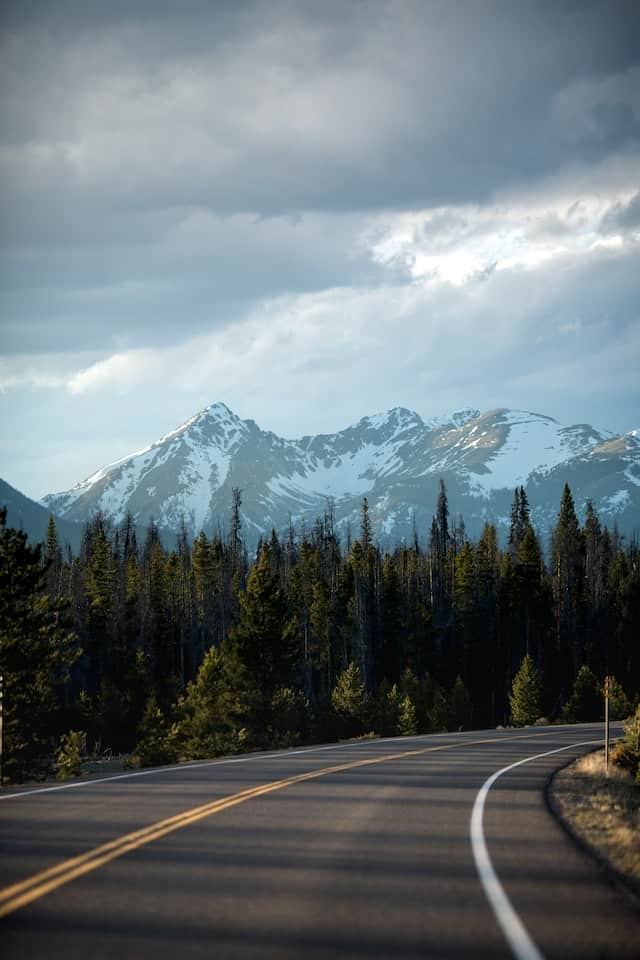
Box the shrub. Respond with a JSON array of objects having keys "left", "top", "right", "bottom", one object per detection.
[
  {"left": 611, "top": 704, "right": 640, "bottom": 780},
  {"left": 56, "top": 730, "right": 86, "bottom": 780}
]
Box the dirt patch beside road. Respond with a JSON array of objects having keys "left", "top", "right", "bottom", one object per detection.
[{"left": 549, "top": 749, "right": 640, "bottom": 899}]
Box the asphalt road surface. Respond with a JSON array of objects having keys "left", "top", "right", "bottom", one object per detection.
[{"left": 1, "top": 724, "right": 638, "bottom": 959}]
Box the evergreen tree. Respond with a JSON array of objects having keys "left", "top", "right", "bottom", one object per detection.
[
  {"left": 607, "top": 675, "right": 631, "bottom": 721},
  {"left": 169, "top": 643, "right": 248, "bottom": 759},
  {"left": 551, "top": 484, "right": 585, "bottom": 692},
  {"left": 508, "top": 486, "right": 530, "bottom": 557},
  {"left": 83, "top": 513, "right": 116, "bottom": 686},
  {"left": 475, "top": 523, "right": 500, "bottom": 725},
  {"left": 331, "top": 662, "right": 370, "bottom": 736},
  {"left": 437, "top": 478, "right": 449, "bottom": 551},
  {"left": 360, "top": 497, "right": 372, "bottom": 553},
  {"left": 562, "top": 665, "right": 601, "bottom": 723},
  {"left": 269, "top": 686, "right": 309, "bottom": 747},
  {"left": 509, "top": 655, "right": 542, "bottom": 727},
  {"left": 450, "top": 675, "right": 473, "bottom": 730},
  {"left": 229, "top": 542, "right": 298, "bottom": 744},
  {"left": 429, "top": 687, "right": 449, "bottom": 732},
  {"left": 135, "top": 694, "right": 174, "bottom": 767},
  {"left": 0, "top": 509, "right": 79, "bottom": 781},
  {"left": 611, "top": 704, "right": 640, "bottom": 780},
  {"left": 374, "top": 681, "right": 401, "bottom": 736},
  {"left": 398, "top": 694, "right": 418, "bottom": 736},
  {"left": 45, "top": 514, "right": 63, "bottom": 598}
]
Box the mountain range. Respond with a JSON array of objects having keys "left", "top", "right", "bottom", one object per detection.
[
  {"left": 0, "top": 477, "right": 84, "bottom": 552},
  {"left": 37, "top": 402, "right": 640, "bottom": 549}
]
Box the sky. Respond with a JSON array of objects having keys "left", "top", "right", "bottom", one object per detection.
[{"left": 1, "top": 0, "right": 639, "bottom": 499}]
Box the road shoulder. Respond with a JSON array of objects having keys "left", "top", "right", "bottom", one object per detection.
[{"left": 547, "top": 749, "right": 640, "bottom": 906}]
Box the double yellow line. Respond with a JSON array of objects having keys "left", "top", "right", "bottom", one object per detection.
[{"left": 0, "top": 733, "right": 545, "bottom": 919}]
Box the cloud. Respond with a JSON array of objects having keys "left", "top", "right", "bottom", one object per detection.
[
  {"left": 367, "top": 176, "right": 640, "bottom": 286},
  {"left": 1, "top": 1, "right": 639, "bottom": 495},
  {"left": 39, "top": 228, "right": 636, "bottom": 433}
]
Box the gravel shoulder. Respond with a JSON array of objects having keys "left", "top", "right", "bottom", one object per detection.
[{"left": 549, "top": 749, "right": 640, "bottom": 901}]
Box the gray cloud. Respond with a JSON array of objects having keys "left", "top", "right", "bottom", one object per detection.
[
  {"left": 602, "top": 191, "right": 640, "bottom": 232},
  {"left": 1, "top": 1, "right": 639, "bottom": 495},
  {"left": 2, "top": 0, "right": 639, "bottom": 355}
]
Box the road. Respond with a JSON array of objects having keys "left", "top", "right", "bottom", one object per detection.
[{"left": 1, "top": 724, "right": 638, "bottom": 959}]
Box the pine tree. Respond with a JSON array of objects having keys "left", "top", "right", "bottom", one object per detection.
[
  {"left": 331, "top": 662, "right": 370, "bottom": 737},
  {"left": 562, "top": 665, "right": 601, "bottom": 722},
  {"left": 375, "top": 681, "right": 401, "bottom": 736},
  {"left": 398, "top": 694, "right": 418, "bottom": 736},
  {"left": 45, "top": 514, "right": 63, "bottom": 598},
  {"left": 551, "top": 484, "right": 585, "bottom": 691},
  {"left": 508, "top": 487, "right": 521, "bottom": 556},
  {"left": 229, "top": 542, "right": 298, "bottom": 744},
  {"left": 170, "top": 643, "right": 248, "bottom": 759},
  {"left": 360, "top": 497, "right": 372, "bottom": 553},
  {"left": 450, "top": 675, "right": 473, "bottom": 730},
  {"left": 84, "top": 514, "right": 116, "bottom": 685},
  {"left": 509, "top": 655, "right": 542, "bottom": 727},
  {"left": 135, "top": 694, "right": 174, "bottom": 767},
  {"left": 437, "top": 478, "right": 449, "bottom": 551},
  {"left": 474, "top": 524, "right": 500, "bottom": 725},
  {"left": 429, "top": 687, "right": 449, "bottom": 732},
  {"left": 607, "top": 676, "right": 631, "bottom": 721},
  {"left": 611, "top": 704, "right": 640, "bottom": 780},
  {"left": 0, "top": 508, "right": 79, "bottom": 781}
]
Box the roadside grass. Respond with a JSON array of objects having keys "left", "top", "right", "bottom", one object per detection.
[
  {"left": 81, "top": 755, "right": 130, "bottom": 776},
  {"left": 550, "top": 748, "right": 640, "bottom": 893}
]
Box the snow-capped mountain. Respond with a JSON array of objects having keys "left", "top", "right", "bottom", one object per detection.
[{"left": 43, "top": 403, "right": 640, "bottom": 545}]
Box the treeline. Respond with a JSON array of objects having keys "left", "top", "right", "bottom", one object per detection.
[{"left": 1, "top": 481, "right": 638, "bottom": 781}]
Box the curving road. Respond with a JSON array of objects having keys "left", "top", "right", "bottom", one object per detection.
[{"left": 1, "top": 724, "right": 638, "bottom": 959}]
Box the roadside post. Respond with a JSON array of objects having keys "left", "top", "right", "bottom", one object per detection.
[{"left": 604, "top": 675, "right": 610, "bottom": 774}]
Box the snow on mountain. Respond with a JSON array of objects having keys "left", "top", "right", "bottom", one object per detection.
[
  {"left": 45, "top": 402, "right": 249, "bottom": 533},
  {"left": 43, "top": 403, "right": 640, "bottom": 545},
  {"left": 467, "top": 411, "right": 608, "bottom": 494}
]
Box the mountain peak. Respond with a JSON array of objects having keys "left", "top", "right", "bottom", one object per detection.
[
  {"left": 42, "top": 404, "right": 640, "bottom": 545},
  {"left": 202, "top": 400, "right": 238, "bottom": 419},
  {"left": 359, "top": 407, "right": 424, "bottom": 431}
]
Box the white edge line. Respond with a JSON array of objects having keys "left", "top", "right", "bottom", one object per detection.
[{"left": 470, "top": 738, "right": 602, "bottom": 960}]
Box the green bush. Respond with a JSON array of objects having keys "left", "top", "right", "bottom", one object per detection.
[
  {"left": 611, "top": 703, "right": 640, "bottom": 780},
  {"left": 56, "top": 730, "right": 86, "bottom": 780}
]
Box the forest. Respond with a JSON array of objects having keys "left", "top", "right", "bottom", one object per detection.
[{"left": 1, "top": 481, "right": 638, "bottom": 783}]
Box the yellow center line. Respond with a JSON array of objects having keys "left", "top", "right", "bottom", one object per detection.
[{"left": 0, "top": 732, "right": 562, "bottom": 918}]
